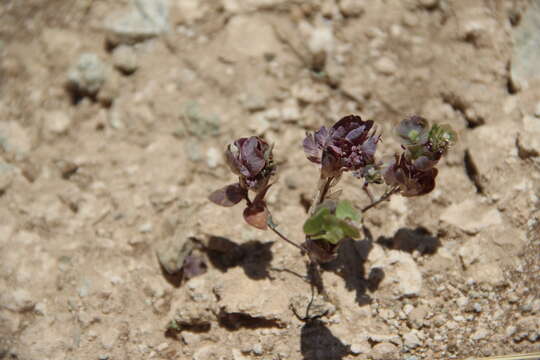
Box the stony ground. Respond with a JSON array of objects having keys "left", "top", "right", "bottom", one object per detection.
[{"left": 1, "top": 0, "right": 539, "bottom": 359}]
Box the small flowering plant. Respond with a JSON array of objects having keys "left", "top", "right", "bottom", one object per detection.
[{"left": 210, "top": 114, "right": 456, "bottom": 263}]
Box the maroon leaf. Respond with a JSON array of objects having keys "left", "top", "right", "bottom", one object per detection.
[
  {"left": 243, "top": 201, "right": 269, "bottom": 230},
  {"left": 209, "top": 183, "right": 246, "bottom": 207}
]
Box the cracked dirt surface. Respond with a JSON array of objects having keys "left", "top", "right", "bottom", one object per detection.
[{"left": 1, "top": 0, "right": 539, "bottom": 359}]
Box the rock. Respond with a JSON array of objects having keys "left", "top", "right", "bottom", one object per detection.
[
  {"left": 241, "top": 93, "right": 267, "bottom": 112},
  {"left": 155, "top": 233, "right": 196, "bottom": 274},
  {"left": 456, "top": 296, "right": 469, "bottom": 308},
  {"left": 206, "top": 147, "right": 221, "bottom": 169},
  {"left": 467, "top": 263, "right": 505, "bottom": 286},
  {"left": 67, "top": 53, "right": 106, "bottom": 96},
  {"left": 369, "top": 333, "right": 402, "bottom": 346},
  {"left": 280, "top": 99, "right": 300, "bottom": 122},
  {"left": 457, "top": 7, "right": 496, "bottom": 48},
  {"left": 112, "top": 45, "right": 138, "bottom": 74},
  {"left": 172, "top": 0, "right": 208, "bottom": 24},
  {"left": 408, "top": 305, "right": 428, "bottom": 329},
  {"left": 139, "top": 222, "right": 153, "bottom": 233},
  {"left": 291, "top": 79, "right": 330, "bottom": 104},
  {"left": 517, "top": 115, "right": 540, "bottom": 158},
  {"left": 97, "top": 67, "right": 120, "bottom": 106},
  {"left": 104, "top": 0, "right": 169, "bottom": 46},
  {"left": 170, "top": 300, "right": 215, "bottom": 330},
  {"left": 2, "top": 289, "right": 35, "bottom": 312},
  {"left": 42, "top": 110, "right": 71, "bottom": 136},
  {"left": 515, "top": 316, "right": 540, "bottom": 342},
  {"left": 370, "top": 343, "right": 399, "bottom": 360},
  {"left": 215, "top": 267, "right": 289, "bottom": 327},
  {"left": 511, "top": 1, "right": 540, "bottom": 86},
  {"left": 373, "top": 250, "right": 423, "bottom": 297},
  {"left": 251, "top": 343, "right": 263, "bottom": 355},
  {"left": 440, "top": 199, "right": 502, "bottom": 234},
  {"left": 156, "top": 342, "right": 169, "bottom": 352},
  {"left": 350, "top": 341, "right": 370, "bottom": 354},
  {"left": 458, "top": 238, "right": 482, "bottom": 268},
  {"left": 374, "top": 57, "right": 397, "bottom": 75},
  {"left": 289, "top": 294, "right": 336, "bottom": 319},
  {"left": 223, "top": 15, "right": 282, "bottom": 60},
  {"left": 100, "top": 327, "right": 120, "bottom": 349},
  {"left": 0, "top": 121, "right": 32, "bottom": 155},
  {"left": 471, "top": 327, "right": 490, "bottom": 341},
  {"left": 505, "top": 325, "right": 517, "bottom": 338},
  {"left": 0, "top": 163, "right": 14, "bottom": 193},
  {"left": 307, "top": 25, "right": 334, "bottom": 70},
  {"left": 403, "top": 331, "right": 421, "bottom": 349},
  {"left": 339, "top": 0, "right": 366, "bottom": 17}
]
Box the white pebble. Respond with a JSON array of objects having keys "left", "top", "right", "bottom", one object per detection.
[
  {"left": 374, "top": 57, "right": 397, "bottom": 75},
  {"left": 206, "top": 147, "right": 221, "bottom": 169},
  {"left": 112, "top": 45, "right": 138, "bottom": 74}
]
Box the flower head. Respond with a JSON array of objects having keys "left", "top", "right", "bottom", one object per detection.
[
  {"left": 383, "top": 154, "right": 438, "bottom": 197},
  {"left": 225, "top": 136, "right": 275, "bottom": 192},
  {"left": 303, "top": 115, "right": 380, "bottom": 178}
]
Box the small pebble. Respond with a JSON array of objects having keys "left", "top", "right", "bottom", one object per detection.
[
  {"left": 350, "top": 342, "right": 370, "bottom": 355},
  {"left": 206, "top": 147, "right": 221, "bottom": 168},
  {"left": 456, "top": 296, "right": 469, "bottom": 307},
  {"left": 505, "top": 325, "right": 517, "bottom": 337},
  {"left": 473, "top": 302, "right": 482, "bottom": 313},
  {"left": 472, "top": 327, "right": 490, "bottom": 341},
  {"left": 112, "top": 45, "right": 138, "bottom": 74},
  {"left": 374, "top": 57, "right": 397, "bottom": 75},
  {"left": 139, "top": 222, "right": 153, "bottom": 233},
  {"left": 156, "top": 342, "right": 169, "bottom": 352},
  {"left": 43, "top": 110, "right": 72, "bottom": 135},
  {"left": 67, "top": 53, "right": 106, "bottom": 95},
  {"left": 251, "top": 343, "right": 263, "bottom": 355}
]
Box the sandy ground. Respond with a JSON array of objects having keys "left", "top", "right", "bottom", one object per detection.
[{"left": 0, "top": 0, "right": 539, "bottom": 359}]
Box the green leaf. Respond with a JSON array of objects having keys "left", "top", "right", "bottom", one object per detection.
[
  {"left": 303, "top": 207, "right": 331, "bottom": 235},
  {"left": 335, "top": 200, "right": 360, "bottom": 221},
  {"left": 319, "top": 225, "right": 344, "bottom": 244},
  {"left": 304, "top": 203, "right": 361, "bottom": 245},
  {"left": 340, "top": 220, "right": 360, "bottom": 238}
]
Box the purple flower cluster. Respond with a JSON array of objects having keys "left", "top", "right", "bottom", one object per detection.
[
  {"left": 383, "top": 115, "right": 456, "bottom": 197},
  {"left": 303, "top": 115, "right": 381, "bottom": 179},
  {"left": 209, "top": 136, "right": 275, "bottom": 229}
]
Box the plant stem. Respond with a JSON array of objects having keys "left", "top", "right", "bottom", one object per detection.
[
  {"left": 308, "top": 176, "right": 335, "bottom": 215},
  {"left": 267, "top": 213, "right": 307, "bottom": 254},
  {"left": 361, "top": 186, "right": 400, "bottom": 213}
]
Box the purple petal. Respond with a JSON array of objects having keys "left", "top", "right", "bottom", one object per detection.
[
  {"left": 241, "top": 137, "right": 266, "bottom": 176},
  {"left": 303, "top": 133, "right": 323, "bottom": 163}
]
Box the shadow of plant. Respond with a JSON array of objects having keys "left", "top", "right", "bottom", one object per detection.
[
  {"left": 204, "top": 236, "right": 273, "bottom": 280},
  {"left": 301, "top": 319, "right": 350, "bottom": 360},
  {"left": 377, "top": 227, "right": 441, "bottom": 254},
  {"left": 318, "top": 227, "right": 383, "bottom": 306}
]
